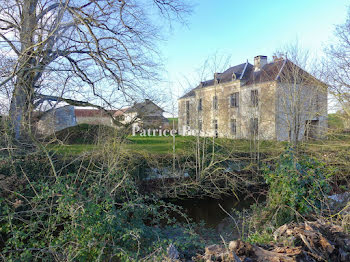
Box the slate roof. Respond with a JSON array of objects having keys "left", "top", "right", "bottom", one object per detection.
[
  {"left": 245, "top": 59, "right": 326, "bottom": 86},
  {"left": 218, "top": 62, "right": 253, "bottom": 82},
  {"left": 74, "top": 100, "right": 164, "bottom": 118},
  {"left": 179, "top": 62, "right": 253, "bottom": 99},
  {"left": 180, "top": 57, "right": 328, "bottom": 101},
  {"left": 179, "top": 87, "right": 201, "bottom": 99},
  {"left": 244, "top": 59, "right": 285, "bottom": 85},
  {"left": 125, "top": 99, "right": 164, "bottom": 113}
]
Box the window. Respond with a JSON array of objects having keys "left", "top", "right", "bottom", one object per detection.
[
  {"left": 213, "top": 119, "right": 218, "bottom": 130},
  {"left": 198, "top": 98, "right": 202, "bottom": 111},
  {"left": 250, "top": 118, "right": 258, "bottom": 136},
  {"left": 213, "top": 96, "right": 218, "bottom": 110},
  {"left": 230, "top": 92, "right": 239, "bottom": 108},
  {"left": 186, "top": 101, "right": 190, "bottom": 125},
  {"left": 251, "top": 90, "right": 258, "bottom": 107},
  {"left": 198, "top": 120, "right": 202, "bottom": 131},
  {"left": 315, "top": 94, "right": 320, "bottom": 113},
  {"left": 231, "top": 119, "right": 236, "bottom": 135},
  {"left": 213, "top": 119, "right": 218, "bottom": 137}
]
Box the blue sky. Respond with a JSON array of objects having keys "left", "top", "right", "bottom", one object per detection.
[{"left": 158, "top": 0, "right": 349, "bottom": 111}]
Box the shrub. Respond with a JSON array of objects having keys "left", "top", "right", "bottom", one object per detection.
[
  {"left": 262, "top": 149, "right": 333, "bottom": 226},
  {"left": 53, "top": 124, "right": 115, "bottom": 144},
  {"left": 0, "top": 167, "right": 204, "bottom": 261}
]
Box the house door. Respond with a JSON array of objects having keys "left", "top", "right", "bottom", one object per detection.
[{"left": 304, "top": 120, "right": 319, "bottom": 140}]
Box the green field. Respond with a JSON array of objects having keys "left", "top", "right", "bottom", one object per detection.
[
  {"left": 47, "top": 131, "right": 350, "bottom": 158},
  {"left": 167, "top": 117, "right": 178, "bottom": 127},
  {"left": 47, "top": 114, "right": 350, "bottom": 156},
  {"left": 48, "top": 135, "right": 289, "bottom": 155},
  {"left": 48, "top": 136, "right": 194, "bottom": 155}
]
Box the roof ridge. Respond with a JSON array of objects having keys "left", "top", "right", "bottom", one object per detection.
[
  {"left": 275, "top": 58, "right": 287, "bottom": 81},
  {"left": 240, "top": 60, "right": 249, "bottom": 80}
]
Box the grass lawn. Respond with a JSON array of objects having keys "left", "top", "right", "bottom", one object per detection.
[
  {"left": 45, "top": 114, "right": 350, "bottom": 156},
  {"left": 48, "top": 144, "right": 98, "bottom": 155},
  {"left": 167, "top": 118, "right": 178, "bottom": 127},
  {"left": 48, "top": 114, "right": 350, "bottom": 155},
  {"left": 47, "top": 135, "right": 289, "bottom": 156},
  {"left": 47, "top": 128, "right": 350, "bottom": 156},
  {"left": 48, "top": 136, "right": 193, "bottom": 155},
  {"left": 125, "top": 135, "right": 191, "bottom": 154},
  {"left": 328, "top": 113, "right": 344, "bottom": 130}
]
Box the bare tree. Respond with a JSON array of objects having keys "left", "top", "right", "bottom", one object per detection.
[
  {"left": 0, "top": 0, "right": 190, "bottom": 142},
  {"left": 273, "top": 42, "right": 327, "bottom": 146},
  {"left": 325, "top": 8, "right": 350, "bottom": 123}
]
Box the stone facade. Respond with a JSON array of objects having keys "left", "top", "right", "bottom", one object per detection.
[
  {"left": 37, "top": 100, "right": 168, "bottom": 134},
  {"left": 74, "top": 108, "right": 120, "bottom": 127},
  {"left": 122, "top": 99, "right": 169, "bottom": 129},
  {"left": 37, "top": 105, "right": 77, "bottom": 134},
  {"left": 178, "top": 56, "right": 327, "bottom": 141}
]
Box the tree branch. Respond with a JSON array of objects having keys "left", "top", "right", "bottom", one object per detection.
[{"left": 34, "top": 93, "right": 124, "bottom": 127}]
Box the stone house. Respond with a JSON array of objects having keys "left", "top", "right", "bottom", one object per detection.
[
  {"left": 36, "top": 105, "right": 77, "bottom": 134},
  {"left": 121, "top": 99, "right": 169, "bottom": 129},
  {"left": 74, "top": 108, "right": 126, "bottom": 127},
  {"left": 36, "top": 99, "right": 168, "bottom": 134},
  {"left": 178, "top": 55, "right": 327, "bottom": 141}
]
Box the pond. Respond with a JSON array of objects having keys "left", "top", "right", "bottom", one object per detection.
[{"left": 168, "top": 194, "right": 264, "bottom": 228}]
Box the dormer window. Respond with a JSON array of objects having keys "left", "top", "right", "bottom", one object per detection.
[{"left": 232, "top": 73, "right": 236, "bottom": 81}]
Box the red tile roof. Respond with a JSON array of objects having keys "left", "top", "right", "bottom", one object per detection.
[{"left": 74, "top": 108, "right": 127, "bottom": 118}]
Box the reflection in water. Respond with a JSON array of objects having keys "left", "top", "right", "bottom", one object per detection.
[{"left": 169, "top": 195, "right": 260, "bottom": 228}]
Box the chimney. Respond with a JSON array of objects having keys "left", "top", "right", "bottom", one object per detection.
[
  {"left": 273, "top": 55, "right": 284, "bottom": 62},
  {"left": 254, "top": 55, "right": 267, "bottom": 71}
]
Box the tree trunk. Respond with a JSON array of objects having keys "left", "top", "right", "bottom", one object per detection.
[{"left": 9, "top": 0, "right": 38, "bottom": 141}]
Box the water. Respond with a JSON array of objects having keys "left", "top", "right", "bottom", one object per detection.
[{"left": 169, "top": 194, "right": 260, "bottom": 228}]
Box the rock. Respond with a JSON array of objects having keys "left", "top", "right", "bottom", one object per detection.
[
  {"left": 339, "top": 248, "right": 349, "bottom": 261},
  {"left": 286, "top": 229, "right": 294, "bottom": 235},
  {"left": 228, "top": 240, "right": 239, "bottom": 252},
  {"left": 166, "top": 243, "right": 179, "bottom": 260},
  {"left": 202, "top": 243, "right": 243, "bottom": 261},
  {"left": 342, "top": 213, "right": 350, "bottom": 231},
  {"left": 230, "top": 251, "right": 242, "bottom": 262},
  {"left": 205, "top": 244, "right": 225, "bottom": 256},
  {"left": 228, "top": 239, "right": 254, "bottom": 257},
  {"left": 319, "top": 235, "right": 335, "bottom": 254},
  {"left": 328, "top": 192, "right": 350, "bottom": 203},
  {"left": 273, "top": 224, "right": 289, "bottom": 241}
]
